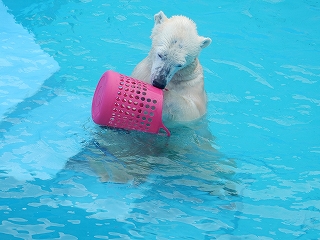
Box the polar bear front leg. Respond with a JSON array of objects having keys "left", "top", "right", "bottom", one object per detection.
[
  {"left": 131, "top": 57, "right": 152, "bottom": 84},
  {"left": 162, "top": 90, "right": 204, "bottom": 122}
]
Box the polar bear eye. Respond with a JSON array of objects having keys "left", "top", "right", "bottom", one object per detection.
[
  {"left": 158, "top": 53, "right": 164, "bottom": 60},
  {"left": 176, "top": 64, "right": 183, "bottom": 68}
]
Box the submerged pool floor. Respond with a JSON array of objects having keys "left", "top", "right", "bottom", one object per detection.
[{"left": 1, "top": 0, "right": 320, "bottom": 239}]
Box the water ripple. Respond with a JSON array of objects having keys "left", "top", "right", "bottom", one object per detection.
[{"left": 212, "top": 59, "right": 274, "bottom": 89}]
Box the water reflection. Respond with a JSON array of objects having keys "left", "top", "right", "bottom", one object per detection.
[{"left": 68, "top": 119, "right": 239, "bottom": 197}]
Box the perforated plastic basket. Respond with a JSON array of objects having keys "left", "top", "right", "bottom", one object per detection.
[{"left": 92, "top": 70, "right": 170, "bottom": 136}]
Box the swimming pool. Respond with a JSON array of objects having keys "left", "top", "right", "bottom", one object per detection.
[{"left": 1, "top": 0, "right": 319, "bottom": 239}]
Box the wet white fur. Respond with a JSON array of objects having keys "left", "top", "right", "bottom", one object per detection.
[{"left": 131, "top": 11, "right": 211, "bottom": 123}]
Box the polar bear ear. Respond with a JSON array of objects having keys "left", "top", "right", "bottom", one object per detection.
[
  {"left": 199, "top": 37, "right": 212, "bottom": 49},
  {"left": 154, "top": 11, "right": 168, "bottom": 25}
]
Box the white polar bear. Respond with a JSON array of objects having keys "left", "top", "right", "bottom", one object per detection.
[{"left": 131, "top": 11, "right": 211, "bottom": 123}]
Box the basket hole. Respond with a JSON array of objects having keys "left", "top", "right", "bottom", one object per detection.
[
  {"left": 146, "top": 104, "right": 150, "bottom": 108},
  {"left": 119, "top": 86, "right": 123, "bottom": 90},
  {"left": 116, "top": 97, "right": 121, "bottom": 101},
  {"left": 150, "top": 112, "right": 154, "bottom": 117},
  {"left": 151, "top": 106, "right": 156, "bottom": 110},
  {"left": 147, "top": 98, "right": 151, "bottom": 102},
  {"left": 142, "top": 116, "right": 146, "bottom": 120},
  {"left": 143, "top": 88, "right": 147, "bottom": 91},
  {"left": 122, "top": 99, "right": 126, "bottom": 102},
  {"left": 117, "top": 91, "right": 121, "bottom": 95},
  {"left": 146, "top": 123, "right": 150, "bottom": 127},
  {"left": 128, "top": 100, "right": 132, "bottom": 104},
  {"left": 135, "top": 96, "right": 139, "bottom": 100},
  {"left": 132, "top": 107, "right": 136, "bottom": 111},
  {"left": 142, "top": 92, "right": 146, "bottom": 95},
  {"left": 148, "top": 118, "right": 152, "bottom": 122},
  {"left": 120, "top": 82, "right": 124, "bottom": 85},
  {"left": 141, "top": 97, "right": 145, "bottom": 101},
  {"left": 129, "top": 94, "right": 134, "bottom": 98},
  {"left": 153, "top": 100, "right": 157, "bottom": 104},
  {"left": 138, "top": 109, "right": 142, "bottom": 113},
  {"left": 139, "top": 103, "right": 144, "bottom": 107},
  {"left": 144, "top": 111, "right": 148, "bottom": 115},
  {"left": 136, "top": 90, "right": 141, "bottom": 94},
  {"left": 114, "top": 102, "right": 119, "bottom": 107}
]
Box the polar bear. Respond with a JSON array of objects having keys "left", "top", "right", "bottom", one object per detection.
[{"left": 131, "top": 11, "right": 211, "bottom": 123}]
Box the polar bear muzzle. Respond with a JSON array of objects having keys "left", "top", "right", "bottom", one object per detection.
[
  {"left": 152, "top": 78, "right": 166, "bottom": 89},
  {"left": 151, "top": 67, "right": 170, "bottom": 89},
  {"left": 151, "top": 57, "right": 179, "bottom": 89}
]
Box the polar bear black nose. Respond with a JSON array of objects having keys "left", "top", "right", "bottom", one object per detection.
[{"left": 152, "top": 80, "right": 166, "bottom": 89}]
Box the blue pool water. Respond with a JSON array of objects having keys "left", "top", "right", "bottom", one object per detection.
[{"left": 1, "top": 0, "right": 320, "bottom": 239}]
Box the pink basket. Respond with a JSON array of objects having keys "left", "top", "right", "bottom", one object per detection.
[{"left": 92, "top": 70, "right": 170, "bottom": 136}]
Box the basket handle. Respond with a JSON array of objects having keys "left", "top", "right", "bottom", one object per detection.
[{"left": 159, "top": 123, "right": 171, "bottom": 137}]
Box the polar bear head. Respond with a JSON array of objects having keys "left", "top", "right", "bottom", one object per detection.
[{"left": 149, "top": 11, "right": 211, "bottom": 89}]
